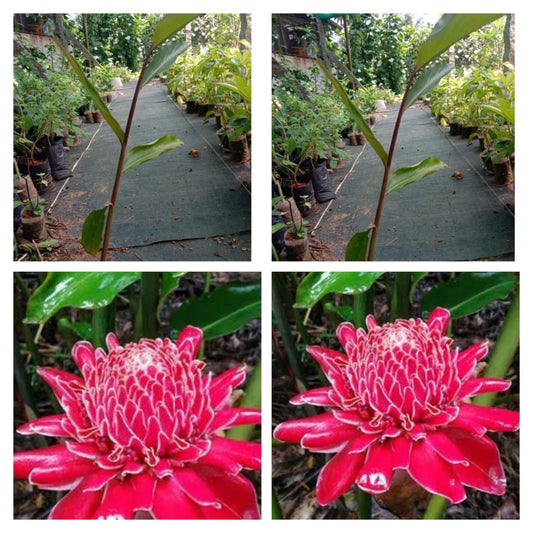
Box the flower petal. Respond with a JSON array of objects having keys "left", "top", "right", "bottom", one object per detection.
[
  {"left": 456, "top": 342, "right": 489, "bottom": 378},
  {"left": 209, "top": 365, "right": 247, "bottom": 409},
  {"left": 273, "top": 412, "right": 341, "bottom": 444},
  {"left": 191, "top": 464, "right": 260, "bottom": 519},
  {"left": 356, "top": 441, "right": 397, "bottom": 494},
  {"left": 92, "top": 477, "right": 137, "bottom": 519},
  {"left": 457, "top": 377, "right": 511, "bottom": 400},
  {"left": 208, "top": 436, "right": 260, "bottom": 470},
  {"left": 316, "top": 440, "right": 366, "bottom": 505},
  {"left": 301, "top": 425, "right": 362, "bottom": 453},
  {"left": 49, "top": 478, "right": 103, "bottom": 519},
  {"left": 455, "top": 403, "right": 519, "bottom": 433},
  {"left": 71, "top": 340, "right": 96, "bottom": 375},
  {"left": 151, "top": 474, "right": 204, "bottom": 519},
  {"left": 174, "top": 467, "right": 222, "bottom": 508},
  {"left": 176, "top": 325, "right": 203, "bottom": 361},
  {"left": 14, "top": 443, "right": 77, "bottom": 479},
  {"left": 427, "top": 307, "right": 450, "bottom": 335},
  {"left": 29, "top": 457, "right": 98, "bottom": 490},
  {"left": 211, "top": 407, "right": 261, "bottom": 431},
  {"left": 444, "top": 428, "right": 506, "bottom": 495},
  {"left": 408, "top": 439, "right": 466, "bottom": 503},
  {"left": 290, "top": 386, "right": 337, "bottom": 407},
  {"left": 17, "top": 414, "right": 73, "bottom": 438}
]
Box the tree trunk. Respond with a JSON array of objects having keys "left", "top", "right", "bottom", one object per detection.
[{"left": 503, "top": 14, "right": 515, "bottom": 70}]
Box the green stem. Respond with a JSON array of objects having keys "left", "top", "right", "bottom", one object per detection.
[
  {"left": 391, "top": 272, "right": 411, "bottom": 320},
  {"left": 367, "top": 69, "right": 418, "bottom": 261},
  {"left": 138, "top": 272, "right": 160, "bottom": 339},
  {"left": 203, "top": 272, "right": 212, "bottom": 295},
  {"left": 358, "top": 488, "right": 372, "bottom": 519},
  {"left": 424, "top": 494, "right": 449, "bottom": 519},
  {"left": 92, "top": 306, "right": 109, "bottom": 348},
  {"left": 474, "top": 294, "right": 519, "bottom": 407},
  {"left": 100, "top": 45, "right": 156, "bottom": 261},
  {"left": 272, "top": 486, "right": 283, "bottom": 519},
  {"left": 227, "top": 359, "right": 261, "bottom": 441},
  {"left": 353, "top": 291, "right": 368, "bottom": 328}
]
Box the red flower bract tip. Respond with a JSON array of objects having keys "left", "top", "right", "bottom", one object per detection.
[
  {"left": 14, "top": 326, "right": 261, "bottom": 519},
  {"left": 274, "top": 307, "right": 519, "bottom": 506}
]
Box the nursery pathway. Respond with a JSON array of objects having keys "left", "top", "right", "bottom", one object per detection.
[
  {"left": 308, "top": 103, "right": 514, "bottom": 261},
  {"left": 48, "top": 82, "right": 251, "bottom": 261}
]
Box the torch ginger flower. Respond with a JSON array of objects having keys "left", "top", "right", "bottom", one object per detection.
[
  {"left": 14, "top": 327, "right": 261, "bottom": 519},
  {"left": 274, "top": 308, "right": 519, "bottom": 506}
]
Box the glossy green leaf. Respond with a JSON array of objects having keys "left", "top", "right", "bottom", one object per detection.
[
  {"left": 25, "top": 272, "right": 141, "bottom": 324},
  {"left": 152, "top": 14, "right": 201, "bottom": 48},
  {"left": 345, "top": 230, "right": 370, "bottom": 261},
  {"left": 141, "top": 41, "right": 189, "bottom": 86},
  {"left": 323, "top": 302, "right": 355, "bottom": 323},
  {"left": 421, "top": 272, "right": 517, "bottom": 319},
  {"left": 57, "top": 318, "right": 92, "bottom": 340},
  {"left": 295, "top": 272, "right": 384, "bottom": 308},
  {"left": 81, "top": 207, "right": 107, "bottom": 256},
  {"left": 52, "top": 37, "right": 125, "bottom": 142},
  {"left": 405, "top": 63, "right": 453, "bottom": 108},
  {"left": 416, "top": 14, "right": 503, "bottom": 69},
  {"left": 169, "top": 280, "right": 261, "bottom": 339},
  {"left": 386, "top": 157, "right": 448, "bottom": 195},
  {"left": 157, "top": 272, "right": 187, "bottom": 318},
  {"left": 123, "top": 135, "right": 184, "bottom": 173},
  {"left": 317, "top": 59, "right": 388, "bottom": 165}
]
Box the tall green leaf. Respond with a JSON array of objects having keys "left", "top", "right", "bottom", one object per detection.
[
  {"left": 345, "top": 230, "right": 370, "bottom": 261},
  {"left": 123, "top": 135, "right": 184, "bottom": 173},
  {"left": 416, "top": 14, "right": 504, "bottom": 69},
  {"left": 141, "top": 41, "right": 190, "bottom": 86},
  {"left": 421, "top": 272, "right": 516, "bottom": 319},
  {"left": 169, "top": 280, "right": 261, "bottom": 339},
  {"left": 317, "top": 59, "right": 388, "bottom": 165},
  {"left": 404, "top": 63, "right": 453, "bottom": 109},
  {"left": 81, "top": 207, "right": 107, "bottom": 256},
  {"left": 52, "top": 37, "right": 125, "bottom": 142},
  {"left": 157, "top": 272, "right": 187, "bottom": 318},
  {"left": 25, "top": 272, "right": 141, "bottom": 324},
  {"left": 386, "top": 158, "right": 448, "bottom": 195},
  {"left": 295, "top": 272, "right": 384, "bottom": 308},
  {"left": 152, "top": 14, "right": 201, "bottom": 48}
]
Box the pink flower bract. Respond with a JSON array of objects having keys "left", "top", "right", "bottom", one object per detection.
[
  {"left": 14, "top": 327, "right": 261, "bottom": 519},
  {"left": 274, "top": 308, "right": 519, "bottom": 506}
]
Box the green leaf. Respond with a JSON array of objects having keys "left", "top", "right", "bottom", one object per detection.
[
  {"left": 141, "top": 41, "right": 190, "bottom": 86},
  {"left": 81, "top": 207, "right": 107, "bottom": 256},
  {"left": 57, "top": 318, "right": 92, "bottom": 340},
  {"left": 416, "top": 14, "right": 504, "bottom": 69},
  {"left": 405, "top": 63, "right": 453, "bottom": 108},
  {"left": 386, "top": 157, "right": 448, "bottom": 195},
  {"left": 345, "top": 230, "right": 370, "bottom": 261},
  {"left": 25, "top": 272, "right": 141, "bottom": 324},
  {"left": 169, "top": 280, "right": 261, "bottom": 339},
  {"left": 157, "top": 272, "right": 187, "bottom": 319},
  {"left": 316, "top": 59, "right": 388, "bottom": 165},
  {"left": 123, "top": 135, "right": 184, "bottom": 173},
  {"left": 152, "top": 14, "right": 201, "bottom": 48},
  {"left": 323, "top": 302, "right": 356, "bottom": 323},
  {"left": 295, "top": 272, "right": 384, "bottom": 308},
  {"left": 421, "top": 272, "right": 516, "bottom": 319},
  {"left": 52, "top": 37, "right": 125, "bottom": 142}
]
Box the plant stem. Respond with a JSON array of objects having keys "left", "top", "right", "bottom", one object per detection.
[
  {"left": 367, "top": 70, "right": 418, "bottom": 261},
  {"left": 474, "top": 294, "right": 519, "bottom": 407},
  {"left": 358, "top": 488, "right": 372, "bottom": 519},
  {"left": 391, "top": 272, "right": 411, "bottom": 319},
  {"left": 423, "top": 494, "right": 449, "bottom": 519},
  {"left": 138, "top": 272, "right": 160, "bottom": 339},
  {"left": 92, "top": 306, "right": 109, "bottom": 348},
  {"left": 100, "top": 46, "right": 155, "bottom": 261},
  {"left": 272, "top": 487, "right": 283, "bottom": 519}
]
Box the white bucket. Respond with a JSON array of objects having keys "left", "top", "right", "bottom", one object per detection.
[{"left": 375, "top": 99, "right": 387, "bottom": 111}]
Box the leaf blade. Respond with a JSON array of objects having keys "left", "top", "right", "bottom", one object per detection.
[
  {"left": 25, "top": 272, "right": 141, "bottom": 324},
  {"left": 405, "top": 63, "right": 453, "bottom": 109},
  {"left": 123, "top": 135, "right": 184, "bottom": 173},
  {"left": 316, "top": 59, "right": 388, "bottom": 165},
  {"left": 295, "top": 272, "right": 384, "bottom": 308},
  {"left": 416, "top": 14, "right": 504, "bottom": 69},
  {"left": 81, "top": 208, "right": 107, "bottom": 256},
  {"left": 52, "top": 37, "right": 125, "bottom": 142},
  {"left": 141, "top": 41, "right": 190, "bottom": 86},
  {"left": 152, "top": 14, "right": 201, "bottom": 47},
  {"left": 386, "top": 157, "right": 448, "bottom": 195}
]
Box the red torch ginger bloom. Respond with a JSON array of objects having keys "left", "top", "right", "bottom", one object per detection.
[
  {"left": 14, "top": 327, "right": 261, "bottom": 519},
  {"left": 274, "top": 308, "right": 519, "bottom": 506}
]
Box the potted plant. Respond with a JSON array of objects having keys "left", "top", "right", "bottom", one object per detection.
[{"left": 272, "top": 193, "right": 310, "bottom": 261}]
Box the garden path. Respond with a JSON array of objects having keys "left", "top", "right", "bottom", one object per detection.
[
  {"left": 307, "top": 103, "right": 514, "bottom": 261},
  {"left": 47, "top": 82, "right": 251, "bottom": 261}
]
